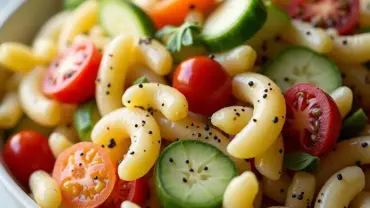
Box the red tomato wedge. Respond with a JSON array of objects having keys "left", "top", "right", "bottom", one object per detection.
[
  {"left": 148, "top": 0, "right": 217, "bottom": 29},
  {"left": 42, "top": 41, "right": 102, "bottom": 104},
  {"left": 52, "top": 142, "right": 116, "bottom": 208},
  {"left": 3, "top": 131, "right": 55, "bottom": 188},
  {"left": 101, "top": 177, "right": 149, "bottom": 208},
  {"left": 288, "top": 0, "right": 360, "bottom": 35},
  {"left": 173, "top": 56, "right": 233, "bottom": 116},
  {"left": 282, "top": 83, "right": 341, "bottom": 156}
]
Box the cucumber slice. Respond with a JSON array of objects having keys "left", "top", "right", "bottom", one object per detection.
[
  {"left": 73, "top": 101, "right": 101, "bottom": 141},
  {"left": 155, "top": 140, "right": 237, "bottom": 208},
  {"left": 4, "top": 117, "right": 52, "bottom": 142},
  {"left": 247, "top": 1, "right": 290, "bottom": 47},
  {"left": 99, "top": 0, "right": 156, "bottom": 37},
  {"left": 64, "top": 0, "right": 85, "bottom": 10},
  {"left": 201, "top": 0, "right": 267, "bottom": 52},
  {"left": 263, "top": 46, "right": 342, "bottom": 93},
  {"left": 339, "top": 109, "right": 368, "bottom": 141}
]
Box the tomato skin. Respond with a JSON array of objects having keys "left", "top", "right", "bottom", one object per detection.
[
  {"left": 3, "top": 131, "right": 55, "bottom": 187},
  {"left": 42, "top": 41, "right": 102, "bottom": 104},
  {"left": 173, "top": 56, "right": 233, "bottom": 116},
  {"left": 288, "top": 0, "right": 360, "bottom": 35},
  {"left": 101, "top": 177, "right": 149, "bottom": 208},
  {"left": 283, "top": 83, "right": 342, "bottom": 156},
  {"left": 53, "top": 142, "right": 116, "bottom": 208},
  {"left": 148, "top": 0, "right": 217, "bottom": 29}
]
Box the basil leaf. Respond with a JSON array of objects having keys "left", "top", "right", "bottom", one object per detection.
[
  {"left": 133, "top": 76, "right": 149, "bottom": 85},
  {"left": 156, "top": 26, "right": 177, "bottom": 39},
  {"left": 284, "top": 152, "right": 319, "bottom": 172},
  {"left": 182, "top": 28, "right": 194, "bottom": 46},
  {"left": 156, "top": 21, "right": 202, "bottom": 53}
]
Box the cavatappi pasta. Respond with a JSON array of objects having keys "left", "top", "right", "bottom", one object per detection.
[{"left": 2, "top": 0, "right": 370, "bottom": 207}]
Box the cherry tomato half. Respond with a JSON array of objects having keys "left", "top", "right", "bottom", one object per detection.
[
  {"left": 283, "top": 83, "right": 342, "bottom": 156},
  {"left": 148, "top": 0, "right": 217, "bottom": 29},
  {"left": 42, "top": 41, "right": 102, "bottom": 104},
  {"left": 52, "top": 142, "right": 116, "bottom": 208},
  {"left": 101, "top": 177, "right": 149, "bottom": 208},
  {"left": 288, "top": 0, "right": 360, "bottom": 35},
  {"left": 173, "top": 56, "right": 233, "bottom": 116},
  {"left": 3, "top": 131, "right": 55, "bottom": 187}
]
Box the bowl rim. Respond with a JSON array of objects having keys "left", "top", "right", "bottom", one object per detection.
[{"left": 0, "top": 1, "right": 43, "bottom": 207}]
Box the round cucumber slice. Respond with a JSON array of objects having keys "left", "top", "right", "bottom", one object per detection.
[
  {"left": 263, "top": 46, "right": 342, "bottom": 93},
  {"left": 99, "top": 0, "right": 156, "bottom": 37},
  {"left": 155, "top": 140, "right": 237, "bottom": 208},
  {"left": 73, "top": 101, "right": 101, "bottom": 141},
  {"left": 247, "top": 1, "right": 290, "bottom": 48},
  {"left": 339, "top": 108, "right": 369, "bottom": 141},
  {"left": 201, "top": 0, "right": 267, "bottom": 52}
]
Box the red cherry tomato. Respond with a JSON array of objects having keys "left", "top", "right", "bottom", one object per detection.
[
  {"left": 3, "top": 131, "right": 55, "bottom": 187},
  {"left": 283, "top": 83, "right": 342, "bottom": 156},
  {"left": 173, "top": 56, "right": 233, "bottom": 116},
  {"left": 53, "top": 142, "right": 116, "bottom": 208},
  {"left": 288, "top": 0, "right": 360, "bottom": 35},
  {"left": 101, "top": 177, "right": 149, "bottom": 208},
  {"left": 42, "top": 41, "right": 102, "bottom": 104}
]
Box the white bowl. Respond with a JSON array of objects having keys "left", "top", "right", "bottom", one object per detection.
[{"left": 0, "top": 0, "right": 61, "bottom": 207}]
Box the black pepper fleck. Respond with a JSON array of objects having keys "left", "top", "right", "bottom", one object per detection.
[
  {"left": 273, "top": 116, "right": 279, "bottom": 123},
  {"left": 248, "top": 81, "right": 254, "bottom": 86},
  {"left": 337, "top": 174, "right": 343, "bottom": 180},
  {"left": 108, "top": 138, "right": 116, "bottom": 148},
  {"left": 362, "top": 142, "right": 368, "bottom": 148}
]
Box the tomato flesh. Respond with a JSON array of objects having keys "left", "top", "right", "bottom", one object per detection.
[
  {"left": 42, "top": 41, "right": 102, "bottom": 104},
  {"left": 101, "top": 177, "right": 149, "bottom": 208},
  {"left": 3, "top": 131, "right": 55, "bottom": 188},
  {"left": 288, "top": 0, "right": 360, "bottom": 35},
  {"left": 283, "top": 83, "right": 341, "bottom": 156},
  {"left": 173, "top": 56, "right": 233, "bottom": 116},
  {"left": 52, "top": 142, "right": 116, "bottom": 208}
]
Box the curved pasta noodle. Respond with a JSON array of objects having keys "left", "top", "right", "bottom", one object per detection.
[
  {"left": 0, "top": 92, "right": 23, "bottom": 129},
  {"left": 123, "top": 83, "right": 188, "bottom": 121},
  {"left": 96, "top": 34, "right": 135, "bottom": 116},
  {"left": 53, "top": 125, "right": 79, "bottom": 143},
  {"left": 314, "top": 166, "right": 365, "bottom": 208},
  {"left": 328, "top": 34, "right": 370, "bottom": 64},
  {"left": 214, "top": 45, "right": 257, "bottom": 76},
  {"left": 255, "top": 135, "right": 284, "bottom": 180},
  {"left": 48, "top": 132, "right": 73, "bottom": 158},
  {"left": 330, "top": 86, "right": 353, "bottom": 118},
  {"left": 0, "top": 43, "right": 39, "bottom": 73},
  {"left": 19, "top": 67, "right": 62, "bottom": 126},
  {"left": 262, "top": 173, "right": 291, "bottom": 204},
  {"left": 58, "top": 0, "right": 98, "bottom": 51},
  {"left": 228, "top": 72, "right": 286, "bottom": 158},
  {"left": 211, "top": 106, "right": 253, "bottom": 135},
  {"left": 285, "top": 172, "right": 316, "bottom": 208},
  {"left": 73, "top": 34, "right": 111, "bottom": 52},
  {"left": 29, "top": 171, "right": 62, "bottom": 208},
  {"left": 223, "top": 171, "right": 259, "bottom": 208},
  {"left": 91, "top": 107, "right": 161, "bottom": 181},
  {"left": 121, "top": 201, "right": 141, "bottom": 208},
  {"left": 360, "top": 0, "right": 370, "bottom": 28},
  {"left": 133, "top": 37, "right": 173, "bottom": 76},
  {"left": 126, "top": 65, "right": 168, "bottom": 86},
  {"left": 32, "top": 11, "right": 70, "bottom": 63},
  {"left": 152, "top": 112, "right": 251, "bottom": 173},
  {"left": 315, "top": 136, "right": 370, "bottom": 188},
  {"left": 281, "top": 20, "right": 333, "bottom": 54}
]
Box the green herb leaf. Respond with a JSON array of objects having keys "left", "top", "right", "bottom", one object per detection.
[
  {"left": 133, "top": 76, "right": 149, "bottom": 85},
  {"left": 284, "top": 152, "right": 319, "bottom": 172},
  {"left": 156, "top": 21, "right": 202, "bottom": 53}
]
